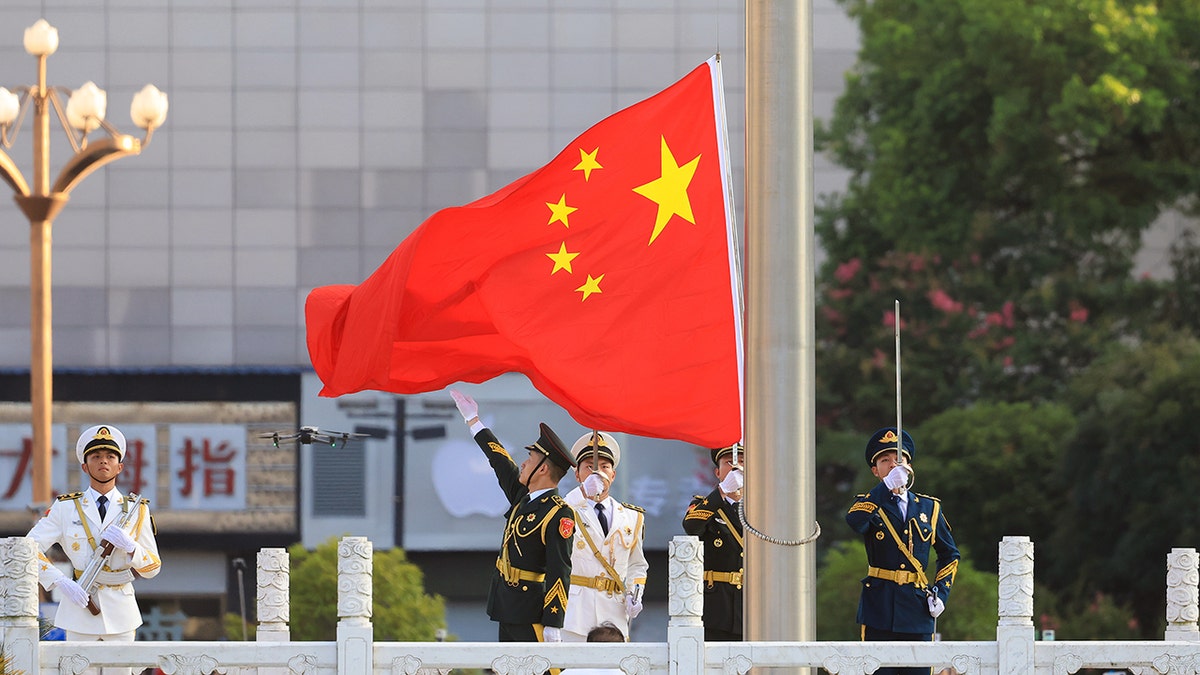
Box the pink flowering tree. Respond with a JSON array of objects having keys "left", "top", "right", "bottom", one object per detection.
[{"left": 813, "top": 0, "right": 1200, "bottom": 431}]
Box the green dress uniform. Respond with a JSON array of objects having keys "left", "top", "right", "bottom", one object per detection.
[
  {"left": 682, "top": 486, "right": 744, "bottom": 641},
  {"left": 473, "top": 424, "right": 577, "bottom": 641}
]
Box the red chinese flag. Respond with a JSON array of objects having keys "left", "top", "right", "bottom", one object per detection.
[{"left": 306, "top": 58, "right": 742, "bottom": 447}]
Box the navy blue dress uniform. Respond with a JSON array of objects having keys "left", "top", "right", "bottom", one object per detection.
[
  {"left": 473, "top": 421, "right": 578, "bottom": 643},
  {"left": 682, "top": 444, "right": 745, "bottom": 641},
  {"left": 845, "top": 428, "right": 960, "bottom": 675}
]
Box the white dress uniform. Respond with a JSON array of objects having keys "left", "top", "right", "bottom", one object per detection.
[
  {"left": 562, "top": 486, "right": 649, "bottom": 641},
  {"left": 28, "top": 486, "right": 161, "bottom": 635}
]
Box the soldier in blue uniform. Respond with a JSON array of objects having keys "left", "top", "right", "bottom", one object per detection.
[
  {"left": 451, "top": 390, "right": 577, "bottom": 649},
  {"left": 845, "top": 428, "right": 960, "bottom": 675},
  {"left": 682, "top": 443, "right": 745, "bottom": 641}
]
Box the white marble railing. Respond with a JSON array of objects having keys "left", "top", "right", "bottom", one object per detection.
[{"left": 0, "top": 536, "right": 1196, "bottom": 674}]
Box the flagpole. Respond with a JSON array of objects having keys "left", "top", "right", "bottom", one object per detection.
[{"left": 744, "top": 0, "right": 816, "bottom": 669}]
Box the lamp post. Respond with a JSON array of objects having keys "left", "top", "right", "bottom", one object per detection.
[{"left": 0, "top": 19, "right": 167, "bottom": 506}]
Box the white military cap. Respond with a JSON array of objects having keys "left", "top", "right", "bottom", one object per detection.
[
  {"left": 571, "top": 431, "right": 620, "bottom": 468},
  {"left": 76, "top": 424, "right": 127, "bottom": 463}
]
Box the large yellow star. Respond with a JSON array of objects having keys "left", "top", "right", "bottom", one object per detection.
[
  {"left": 632, "top": 137, "right": 701, "bottom": 245},
  {"left": 546, "top": 242, "right": 579, "bottom": 275},
  {"left": 546, "top": 194, "right": 577, "bottom": 228},
  {"left": 573, "top": 147, "right": 602, "bottom": 181},
  {"left": 575, "top": 274, "right": 604, "bottom": 301}
]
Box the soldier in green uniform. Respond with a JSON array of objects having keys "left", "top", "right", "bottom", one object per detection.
[
  {"left": 682, "top": 443, "right": 745, "bottom": 641},
  {"left": 451, "top": 390, "right": 577, "bottom": 645}
]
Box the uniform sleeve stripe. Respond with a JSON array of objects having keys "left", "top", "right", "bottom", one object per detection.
[
  {"left": 848, "top": 501, "right": 877, "bottom": 514},
  {"left": 684, "top": 509, "right": 714, "bottom": 521},
  {"left": 544, "top": 578, "right": 568, "bottom": 608},
  {"left": 935, "top": 559, "right": 959, "bottom": 584}
]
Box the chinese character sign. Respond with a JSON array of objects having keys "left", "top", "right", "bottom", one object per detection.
[
  {"left": 169, "top": 425, "right": 247, "bottom": 510},
  {"left": 115, "top": 424, "right": 158, "bottom": 498},
  {"left": 0, "top": 425, "right": 68, "bottom": 507}
]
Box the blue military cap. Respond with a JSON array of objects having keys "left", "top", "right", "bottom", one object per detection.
[{"left": 864, "top": 427, "right": 914, "bottom": 466}]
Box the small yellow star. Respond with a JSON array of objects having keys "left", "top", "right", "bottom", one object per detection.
[
  {"left": 546, "top": 194, "right": 577, "bottom": 228},
  {"left": 575, "top": 274, "right": 604, "bottom": 301},
  {"left": 546, "top": 242, "right": 579, "bottom": 275},
  {"left": 573, "top": 147, "right": 602, "bottom": 181},
  {"left": 632, "top": 136, "right": 701, "bottom": 244}
]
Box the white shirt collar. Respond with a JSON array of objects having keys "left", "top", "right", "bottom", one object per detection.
[
  {"left": 86, "top": 486, "right": 119, "bottom": 503},
  {"left": 526, "top": 488, "right": 552, "bottom": 502}
]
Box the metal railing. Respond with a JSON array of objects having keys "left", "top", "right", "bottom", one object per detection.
[{"left": 0, "top": 536, "right": 1196, "bottom": 674}]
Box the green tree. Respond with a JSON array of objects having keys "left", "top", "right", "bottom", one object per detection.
[
  {"left": 1047, "top": 334, "right": 1200, "bottom": 636},
  {"left": 816, "top": 541, "right": 998, "bottom": 641},
  {"left": 814, "top": 0, "right": 1200, "bottom": 430},
  {"left": 288, "top": 538, "right": 447, "bottom": 641},
  {"left": 916, "top": 401, "right": 1076, "bottom": 566}
]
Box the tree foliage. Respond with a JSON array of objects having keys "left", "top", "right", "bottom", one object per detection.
[
  {"left": 916, "top": 401, "right": 1075, "bottom": 566},
  {"left": 288, "top": 538, "right": 447, "bottom": 642},
  {"left": 1047, "top": 334, "right": 1200, "bottom": 635},
  {"left": 815, "top": 0, "right": 1200, "bottom": 430}
]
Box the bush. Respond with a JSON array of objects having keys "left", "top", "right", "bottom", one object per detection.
[{"left": 287, "top": 537, "right": 447, "bottom": 642}]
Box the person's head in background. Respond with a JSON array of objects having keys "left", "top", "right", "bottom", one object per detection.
[{"left": 586, "top": 622, "right": 625, "bottom": 643}]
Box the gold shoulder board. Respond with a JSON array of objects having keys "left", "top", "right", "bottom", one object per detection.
[
  {"left": 622, "top": 502, "right": 645, "bottom": 513},
  {"left": 55, "top": 492, "right": 83, "bottom": 501}
]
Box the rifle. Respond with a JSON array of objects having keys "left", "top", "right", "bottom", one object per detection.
[{"left": 77, "top": 492, "right": 143, "bottom": 616}]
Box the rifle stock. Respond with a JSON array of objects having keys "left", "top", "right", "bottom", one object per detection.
[{"left": 77, "top": 493, "right": 141, "bottom": 616}]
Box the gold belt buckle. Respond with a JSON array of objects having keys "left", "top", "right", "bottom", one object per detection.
[{"left": 731, "top": 571, "right": 743, "bottom": 589}]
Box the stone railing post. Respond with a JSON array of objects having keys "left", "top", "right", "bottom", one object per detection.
[
  {"left": 667, "top": 535, "right": 705, "bottom": 674},
  {"left": 0, "top": 537, "right": 41, "bottom": 674},
  {"left": 997, "top": 536, "right": 1035, "bottom": 674},
  {"left": 1165, "top": 547, "right": 1199, "bottom": 641},
  {"left": 257, "top": 547, "right": 290, "bottom": 675},
  {"left": 337, "top": 536, "right": 373, "bottom": 673}
]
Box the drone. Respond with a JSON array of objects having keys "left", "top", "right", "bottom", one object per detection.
[{"left": 258, "top": 426, "right": 368, "bottom": 448}]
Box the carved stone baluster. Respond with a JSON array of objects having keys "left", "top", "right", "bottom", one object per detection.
[
  {"left": 0, "top": 538, "right": 41, "bottom": 674},
  {"left": 997, "top": 536, "right": 1035, "bottom": 674},
  {"left": 338, "top": 536, "right": 374, "bottom": 672},
  {"left": 1165, "top": 548, "right": 1199, "bottom": 641},
  {"left": 256, "top": 547, "right": 290, "bottom": 674},
  {"left": 667, "top": 535, "right": 705, "bottom": 674}
]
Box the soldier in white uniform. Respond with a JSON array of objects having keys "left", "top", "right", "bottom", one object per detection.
[
  {"left": 562, "top": 431, "right": 649, "bottom": 642},
  {"left": 27, "top": 424, "right": 162, "bottom": 675}
]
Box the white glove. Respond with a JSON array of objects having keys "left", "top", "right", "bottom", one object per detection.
[
  {"left": 625, "top": 592, "right": 644, "bottom": 620},
  {"left": 927, "top": 593, "right": 945, "bottom": 618},
  {"left": 542, "top": 626, "right": 562, "bottom": 642},
  {"left": 582, "top": 473, "right": 607, "bottom": 499},
  {"left": 883, "top": 465, "right": 910, "bottom": 491},
  {"left": 719, "top": 468, "right": 743, "bottom": 494},
  {"left": 55, "top": 577, "right": 90, "bottom": 608},
  {"left": 450, "top": 389, "right": 479, "bottom": 423},
  {"left": 101, "top": 525, "right": 137, "bottom": 553}
]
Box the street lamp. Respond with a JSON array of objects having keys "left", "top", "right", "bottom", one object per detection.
[{"left": 0, "top": 19, "right": 168, "bottom": 506}]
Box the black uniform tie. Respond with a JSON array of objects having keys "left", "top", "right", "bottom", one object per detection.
[
  {"left": 595, "top": 502, "right": 609, "bottom": 536},
  {"left": 97, "top": 495, "right": 108, "bottom": 521}
]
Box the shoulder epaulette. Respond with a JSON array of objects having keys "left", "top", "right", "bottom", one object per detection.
[
  {"left": 913, "top": 492, "right": 939, "bottom": 503},
  {"left": 55, "top": 492, "right": 83, "bottom": 501},
  {"left": 551, "top": 494, "right": 568, "bottom": 507},
  {"left": 622, "top": 502, "right": 645, "bottom": 513}
]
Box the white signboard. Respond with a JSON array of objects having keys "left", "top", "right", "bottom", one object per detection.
[{"left": 168, "top": 425, "right": 248, "bottom": 510}]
